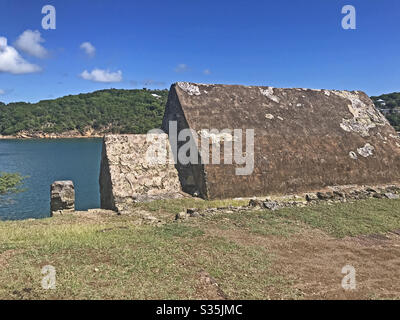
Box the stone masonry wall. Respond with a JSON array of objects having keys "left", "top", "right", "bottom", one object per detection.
[{"left": 99, "top": 134, "right": 183, "bottom": 213}]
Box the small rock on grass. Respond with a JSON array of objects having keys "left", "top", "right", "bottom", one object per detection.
[
  {"left": 175, "top": 212, "right": 189, "bottom": 220},
  {"left": 384, "top": 193, "right": 400, "bottom": 200},
  {"left": 187, "top": 208, "right": 201, "bottom": 217},
  {"left": 248, "top": 199, "right": 264, "bottom": 208},
  {"left": 262, "top": 201, "right": 280, "bottom": 211},
  {"left": 305, "top": 193, "right": 318, "bottom": 202}
]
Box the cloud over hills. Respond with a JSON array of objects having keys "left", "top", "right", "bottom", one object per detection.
[
  {"left": 0, "top": 37, "right": 41, "bottom": 74},
  {"left": 80, "top": 42, "right": 96, "bottom": 57},
  {"left": 14, "top": 30, "right": 48, "bottom": 59},
  {"left": 174, "top": 63, "right": 189, "bottom": 73},
  {"left": 80, "top": 68, "right": 123, "bottom": 83}
]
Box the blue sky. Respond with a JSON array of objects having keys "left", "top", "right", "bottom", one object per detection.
[{"left": 0, "top": 0, "right": 399, "bottom": 103}]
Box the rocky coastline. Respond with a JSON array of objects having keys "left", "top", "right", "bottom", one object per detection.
[{"left": 0, "top": 129, "right": 104, "bottom": 139}]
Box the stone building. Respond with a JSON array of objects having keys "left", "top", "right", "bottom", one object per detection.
[
  {"left": 100, "top": 82, "right": 400, "bottom": 210},
  {"left": 99, "top": 134, "right": 183, "bottom": 213}
]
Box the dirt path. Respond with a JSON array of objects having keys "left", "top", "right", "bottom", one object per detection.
[{"left": 205, "top": 226, "right": 400, "bottom": 299}]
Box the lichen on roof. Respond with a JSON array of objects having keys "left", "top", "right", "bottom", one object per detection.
[
  {"left": 177, "top": 82, "right": 201, "bottom": 96},
  {"left": 334, "top": 90, "right": 389, "bottom": 137},
  {"left": 259, "top": 87, "right": 280, "bottom": 103}
]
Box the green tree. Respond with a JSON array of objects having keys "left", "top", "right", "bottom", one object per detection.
[
  {"left": 0, "top": 173, "right": 26, "bottom": 195},
  {"left": 371, "top": 92, "right": 400, "bottom": 130},
  {"left": 0, "top": 88, "right": 169, "bottom": 136}
]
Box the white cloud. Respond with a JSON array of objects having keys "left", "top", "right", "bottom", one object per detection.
[
  {"left": 0, "top": 89, "right": 5, "bottom": 95},
  {"left": 203, "top": 69, "right": 211, "bottom": 75},
  {"left": 174, "top": 63, "right": 189, "bottom": 73},
  {"left": 14, "top": 30, "right": 48, "bottom": 58},
  {"left": 143, "top": 79, "right": 166, "bottom": 86},
  {"left": 80, "top": 69, "right": 123, "bottom": 83},
  {"left": 0, "top": 37, "right": 41, "bottom": 74},
  {"left": 80, "top": 42, "right": 96, "bottom": 57}
]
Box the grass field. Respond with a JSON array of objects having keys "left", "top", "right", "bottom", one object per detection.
[{"left": 1, "top": 198, "right": 400, "bottom": 300}]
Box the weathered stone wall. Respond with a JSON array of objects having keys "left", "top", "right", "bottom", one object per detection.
[
  {"left": 99, "top": 134, "right": 183, "bottom": 213},
  {"left": 50, "top": 181, "right": 75, "bottom": 215},
  {"left": 163, "top": 82, "right": 400, "bottom": 199}
]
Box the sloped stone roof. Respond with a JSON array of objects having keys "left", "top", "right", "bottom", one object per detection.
[{"left": 163, "top": 82, "right": 400, "bottom": 199}]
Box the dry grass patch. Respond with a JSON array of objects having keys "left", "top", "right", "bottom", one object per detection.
[{"left": 1, "top": 198, "right": 400, "bottom": 299}]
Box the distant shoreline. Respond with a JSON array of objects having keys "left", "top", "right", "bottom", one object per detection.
[{"left": 0, "top": 134, "right": 104, "bottom": 140}]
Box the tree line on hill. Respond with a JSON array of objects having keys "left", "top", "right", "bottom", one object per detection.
[
  {"left": 1, "top": 89, "right": 400, "bottom": 136},
  {"left": 0, "top": 89, "right": 168, "bottom": 136},
  {"left": 371, "top": 92, "right": 400, "bottom": 131}
]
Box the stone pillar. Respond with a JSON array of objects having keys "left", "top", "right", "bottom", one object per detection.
[{"left": 50, "top": 181, "right": 75, "bottom": 216}]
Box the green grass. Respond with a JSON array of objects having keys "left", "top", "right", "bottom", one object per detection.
[
  {"left": 274, "top": 199, "right": 400, "bottom": 238},
  {"left": 164, "top": 198, "right": 400, "bottom": 239},
  {"left": 1, "top": 198, "right": 400, "bottom": 299},
  {"left": 0, "top": 214, "right": 282, "bottom": 299},
  {"left": 203, "top": 210, "right": 305, "bottom": 237}
]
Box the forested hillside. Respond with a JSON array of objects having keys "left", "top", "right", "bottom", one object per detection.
[
  {"left": 371, "top": 92, "right": 400, "bottom": 131},
  {"left": 1, "top": 89, "right": 399, "bottom": 136},
  {"left": 0, "top": 89, "right": 168, "bottom": 136}
]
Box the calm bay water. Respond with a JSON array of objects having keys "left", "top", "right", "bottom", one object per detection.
[{"left": 0, "top": 139, "right": 102, "bottom": 220}]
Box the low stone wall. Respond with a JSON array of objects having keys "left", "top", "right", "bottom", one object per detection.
[
  {"left": 99, "top": 134, "right": 184, "bottom": 213},
  {"left": 175, "top": 184, "right": 400, "bottom": 220},
  {"left": 50, "top": 181, "right": 75, "bottom": 215}
]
